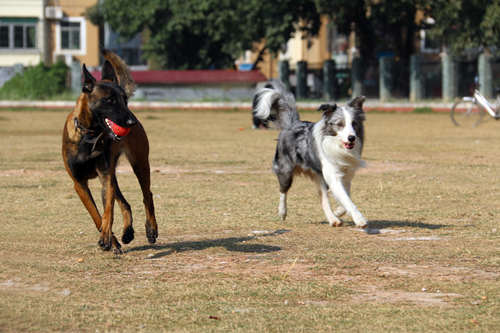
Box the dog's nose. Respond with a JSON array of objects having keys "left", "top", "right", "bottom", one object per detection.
[{"left": 348, "top": 135, "right": 356, "bottom": 142}]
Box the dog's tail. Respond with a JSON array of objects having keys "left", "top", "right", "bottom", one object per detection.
[
  {"left": 101, "top": 49, "right": 136, "bottom": 98},
  {"left": 252, "top": 80, "right": 299, "bottom": 129}
]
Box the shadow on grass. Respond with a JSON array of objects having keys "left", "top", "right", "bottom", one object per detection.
[
  {"left": 126, "top": 229, "right": 290, "bottom": 259},
  {"left": 318, "top": 220, "right": 449, "bottom": 234},
  {"left": 367, "top": 220, "right": 449, "bottom": 230}
]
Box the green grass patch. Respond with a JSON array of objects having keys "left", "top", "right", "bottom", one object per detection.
[{"left": 412, "top": 106, "right": 434, "bottom": 113}]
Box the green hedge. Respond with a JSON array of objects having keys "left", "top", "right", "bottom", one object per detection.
[{"left": 0, "top": 61, "right": 69, "bottom": 100}]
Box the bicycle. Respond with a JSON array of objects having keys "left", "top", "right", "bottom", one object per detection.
[{"left": 450, "top": 89, "right": 500, "bottom": 127}]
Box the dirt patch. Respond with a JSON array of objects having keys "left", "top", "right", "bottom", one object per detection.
[
  {"left": 0, "top": 279, "right": 71, "bottom": 297},
  {"left": 358, "top": 161, "right": 420, "bottom": 174},
  {"left": 352, "top": 286, "right": 461, "bottom": 307},
  {"left": 117, "top": 164, "right": 269, "bottom": 176},
  {"left": 0, "top": 168, "right": 64, "bottom": 177},
  {"left": 376, "top": 264, "right": 499, "bottom": 281},
  {"left": 116, "top": 160, "right": 419, "bottom": 176}
]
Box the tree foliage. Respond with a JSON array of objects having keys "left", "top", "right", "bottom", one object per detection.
[
  {"left": 425, "top": 0, "right": 500, "bottom": 56},
  {"left": 315, "top": 0, "right": 429, "bottom": 65},
  {"left": 89, "top": 0, "right": 500, "bottom": 71},
  {"left": 89, "top": 0, "right": 320, "bottom": 69}
]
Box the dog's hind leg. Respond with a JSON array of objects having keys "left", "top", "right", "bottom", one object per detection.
[
  {"left": 133, "top": 161, "right": 158, "bottom": 243},
  {"left": 276, "top": 172, "right": 293, "bottom": 221},
  {"left": 316, "top": 179, "right": 343, "bottom": 227},
  {"left": 126, "top": 155, "right": 158, "bottom": 244},
  {"left": 124, "top": 127, "right": 158, "bottom": 244}
]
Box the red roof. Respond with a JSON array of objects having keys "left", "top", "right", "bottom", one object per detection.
[{"left": 90, "top": 69, "right": 267, "bottom": 85}]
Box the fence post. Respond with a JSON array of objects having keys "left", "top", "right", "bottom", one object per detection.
[
  {"left": 441, "top": 51, "right": 457, "bottom": 102},
  {"left": 410, "top": 54, "right": 424, "bottom": 101},
  {"left": 323, "top": 59, "right": 337, "bottom": 101},
  {"left": 351, "top": 55, "right": 362, "bottom": 97},
  {"left": 478, "top": 52, "right": 493, "bottom": 99},
  {"left": 278, "top": 60, "right": 290, "bottom": 91},
  {"left": 296, "top": 60, "right": 308, "bottom": 99},
  {"left": 70, "top": 59, "right": 81, "bottom": 95},
  {"left": 379, "top": 56, "right": 394, "bottom": 102}
]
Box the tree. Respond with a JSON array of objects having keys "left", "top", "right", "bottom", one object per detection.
[
  {"left": 315, "top": 0, "right": 429, "bottom": 65},
  {"left": 425, "top": 0, "right": 500, "bottom": 56},
  {"left": 88, "top": 0, "right": 321, "bottom": 70}
]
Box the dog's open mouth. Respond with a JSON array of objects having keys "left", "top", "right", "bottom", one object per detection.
[
  {"left": 343, "top": 142, "right": 355, "bottom": 150},
  {"left": 105, "top": 118, "right": 131, "bottom": 140}
]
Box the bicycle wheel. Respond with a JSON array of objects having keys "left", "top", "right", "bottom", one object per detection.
[{"left": 450, "top": 98, "right": 485, "bottom": 127}]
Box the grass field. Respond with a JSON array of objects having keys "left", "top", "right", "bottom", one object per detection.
[{"left": 0, "top": 107, "right": 499, "bottom": 332}]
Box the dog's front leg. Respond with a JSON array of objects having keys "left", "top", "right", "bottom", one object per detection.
[
  {"left": 99, "top": 173, "right": 122, "bottom": 253},
  {"left": 333, "top": 177, "right": 352, "bottom": 218},
  {"left": 324, "top": 171, "right": 367, "bottom": 228},
  {"left": 317, "top": 179, "right": 343, "bottom": 227},
  {"left": 73, "top": 180, "right": 102, "bottom": 231}
]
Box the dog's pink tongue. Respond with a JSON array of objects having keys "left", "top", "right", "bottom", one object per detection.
[{"left": 107, "top": 118, "right": 131, "bottom": 137}]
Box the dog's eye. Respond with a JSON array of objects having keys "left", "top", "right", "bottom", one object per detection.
[
  {"left": 104, "top": 97, "right": 115, "bottom": 105},
  {"left": 334, "top": 120, "right": 344, "bottom": 127}
]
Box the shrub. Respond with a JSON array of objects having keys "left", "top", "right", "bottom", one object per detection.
[
  {"left": 412, "top": 106, "right": 434, "bottom": 113},
  {"left": 0, "top": 61, "right": 69, "bottom": 100}
]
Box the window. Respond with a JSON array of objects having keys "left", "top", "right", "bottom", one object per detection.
[
  {"left": 419, "top": 29, "right": 440, "bottom": 53},
  {"left": 0, "top": 26, "right": 8, "bottom": 48},
  {"left": 60, "top": 21, "right": 80, "bottom": 50},
  {"left": 56, "top": 17, "right": 86, "bottom": 54},
  {"left": 0, "top": 18, "right": 37, "bottom": 49}
]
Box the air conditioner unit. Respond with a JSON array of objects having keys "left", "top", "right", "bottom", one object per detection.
[{"left": 45, "top": 6, "right": 63, "bottom": 20}]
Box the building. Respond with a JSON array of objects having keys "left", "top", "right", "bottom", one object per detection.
[
  {"left": 0, "top": 0, "right": 48, "bottom": 66},
  {"left": 46, "top": 0, "right": 99, "bottom": 67},
  {"left": 0, "top": 0, "right": 101, "bottom": 67}
]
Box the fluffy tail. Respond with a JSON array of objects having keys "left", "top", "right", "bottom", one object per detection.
[
  {"left": 101, "top": 49, "right": 136, "bottom": 98},
  {"left": 252, "top": 80, "right": 299, "bottom": 129}
]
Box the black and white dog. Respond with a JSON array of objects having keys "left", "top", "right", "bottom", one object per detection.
[{"left": 252, "top": 80, "right": 368, "bottom": 228}]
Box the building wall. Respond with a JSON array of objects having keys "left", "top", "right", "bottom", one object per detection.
[
  {"left": 0, "top": 0, "right": 44, "bottom": 17},
  {"left": 0, "top": 0, "right": 45, "bottom": 66},
  {"left": 245, "top": 16, "right": 334, "bottom": 79},
  {"left": 48, "top": 0, "right": 99, "bottom": 67},
  {"left": 281, "top": 16, "right": 331, "bottom": 71},
  {"left": 134, "top": 84, "right": 258, "bottom": 101}
]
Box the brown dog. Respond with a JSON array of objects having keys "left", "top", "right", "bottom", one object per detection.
[{"left": 62, "top": 50, "right": 158, "bottom": 254}]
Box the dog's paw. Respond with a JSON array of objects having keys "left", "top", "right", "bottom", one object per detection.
[
  {"left": 330, "top": 220, "right": 343, "bottom": 227},
  {"left": 98, "top": 238, "right": 112, "bottom": 251},
  {"left": 352, "top": 213, "right": 368, "bottom": 228},
  {"left": 113, "top": 246, "right": 123, "bottom": 255},
  {"left": 334, "top": 206, "right": 346, "bottom": 217},
  {"left": 122, "top": 225, "right": 135, "bottom": 244},
  {"left": 145, "top": 223, "right": 158, "bottom": 244},
  {"left": 279, "top": 212, "right": 287, "bottom": 221}
]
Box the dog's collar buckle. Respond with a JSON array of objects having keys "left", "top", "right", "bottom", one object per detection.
[{"left": 74, "top": 117, "right": 90, "bottom": 134}]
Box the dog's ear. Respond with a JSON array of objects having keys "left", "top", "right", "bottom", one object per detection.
[
  {"left": 82, "top": 64, "right": 96, "bottom": 93},
  {"left": 348, "top": 96, "right": 366, "bottom": 109},
  {"left": 318, "top": 104, "right": 337, "bottom": 117},
  {"left": 101, "top": 60, "right": 117, "bottom": 83},
  {"left": 101, "top": 49, "right": 136, "bottom": 97}
]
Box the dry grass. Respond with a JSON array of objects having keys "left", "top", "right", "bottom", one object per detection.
[{"left": 0, "top": 108, "right": 499, "bottom": 332}]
